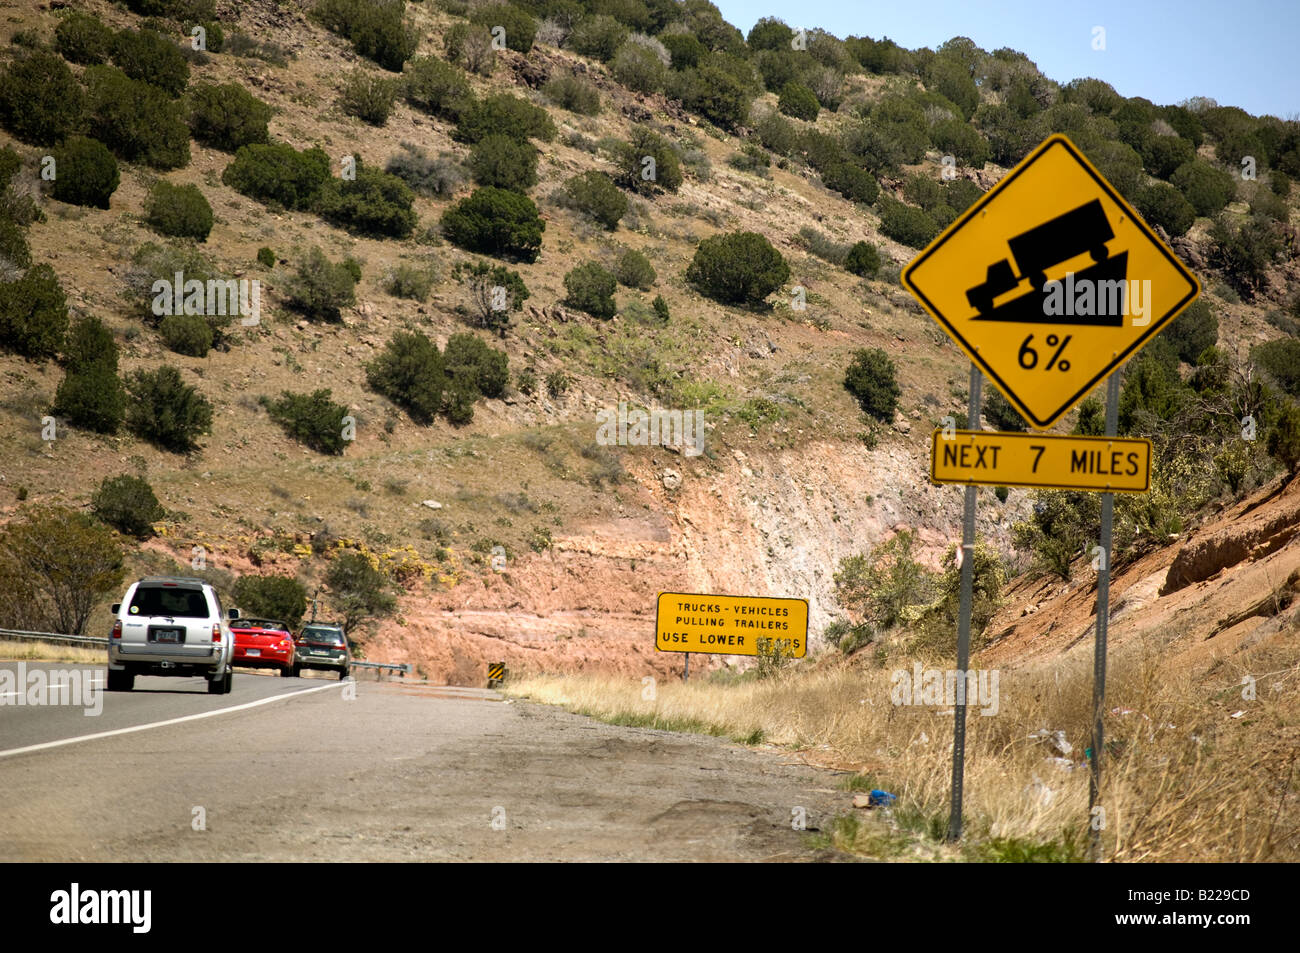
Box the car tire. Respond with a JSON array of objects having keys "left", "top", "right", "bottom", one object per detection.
[
  {"left": 338, "top": 667, "right": 348, "bottom": 680},
  {"left": 208, "top": 667, "right": 233, "bottom": 695},
  {"left": 106, "top": 669, "right": 133, "bottom": 692}
]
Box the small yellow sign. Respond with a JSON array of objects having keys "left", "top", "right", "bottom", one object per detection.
[
  {"left": 903, "top": 134, "right": 1199, "bottom": 430},
  {"left": 655, "top": 593, "right": 808, "bottom": 657},
  {"left": 931, "top": 430, "right": 1152, "bottom": 493}
]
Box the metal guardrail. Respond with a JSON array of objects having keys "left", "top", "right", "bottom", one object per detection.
[
  {"left": 0, "top": 627, "right": 109, "bottom": 647},
  {"left": 0, "top": 628, "right": 412, "bottom": 676},
  {"left": 350, "top": 660, "right": 412, "bottom": 678}
]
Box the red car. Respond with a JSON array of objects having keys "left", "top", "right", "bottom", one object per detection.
[{"left": 231, "top": 618, "right": 296, "bottom": 676}]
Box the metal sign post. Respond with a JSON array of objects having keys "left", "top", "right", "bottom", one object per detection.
[
  {"left": 948, "top": 365, "right": 982, "bottom": 842},
  {"left": 1088, "top": 371, "right": 1121, "bottom": 861},
  {"left": 683, "top": 652, "right": 689, "bottom": 682}
]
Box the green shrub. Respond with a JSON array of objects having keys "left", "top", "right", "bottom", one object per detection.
[
  {"left": 385, "top": 144, "right": 466, "bottom": 197},
  {"left": 314, "top": 0, "right": 417, "bottom": 71},
  {"left": 56, "top": 11, "right": 114, "bottom": 64},
  {"left": 822, "top": 162, "right": 879, "bottom": 204},
  {"left": 0, "top": 264, "right": 67, "bottom": 359},
  {"left": 1139, "top": 133, "right": 1196, "bottom": 180},
  {"left": 926, "top": 55, "right": 979, "bottom": 120},
  {"left": 778, "top": 82, "right": 820, "bottom": 121},
  {"left": 686, "top": 231, "right": 790, "bottom": 308},
  {"left": 652, "top": 294, "right": 670, "bottom": 323},
  {"left": 564, "top": 262, "right": 618, "bottom": 318},
  {"left": 459, "top": 260, "right": 529, "bottom": 335},
  {"left": 469, "top": 134, "right": 539, "bottom": 190},
  {"left": 159, "top": 313, "right": 214, "bottom": 357},
  {"left": 569, "top": 14, "right": 628, "bottom": 61},
  {"left": 516, "top": 367, "right": 537, "bottom": 396},
  {"left": 1134, "top": 181, "right": 1196, "bottom": 237},
  {"left": 315, "top": 163, "right": 417, "bottom": 238},
  {"left": 0, "top": 51, "right": 84, "bottom": 145},
  {"left": 111, "top": 27, "right": 190, "bottom": 97},
  {"left": 125, "top": 365, "right": 213, "bottom": 452},
  {"left": 944, "top": 177, "right": 984, "bottom": 213},
  {"left": 616, "top": 128, "right": 683, "bottom": 194},
  {"left": 54, "top": 359, "right": 124, "bottom": 435},
  {"left": 323, "top": 550, "right": 396, "bottom": 633},
  {"left": 145, "top": 181, "right": 214, "bottom": 241},
  {"left": 748, "top": 16, "right": 794, "bottom": 52},
  {"left": 402, "top": 56, "right": 473, "bottom": 120},
  {"left": 0, "top": 216, "right": 28, "bottom": 273},
  {"left": 383, "top": 263, "right": 436, "bottom": 302},
  {"left": 442, "top": 377, "right": 479, "bottom": 426},
  {"left": 1209, "top": 214, "right": 1283, "bottom": 298},
  {"left": 85, "top": 66, "right": 190, "bottom": 169},
  {"left": 283, "top": 247, "right": 358, "bottom": 322},
  {"left": 612, "top": 40, "right": 667, "bottom": 93},
  {"left": 845, "top": 241, "right": 880, "bottom": 277},
  {"left": 50, "top": 137, "right": 120, "bottom": 209},
  {"left": 844, "top": 347, "right": 900, "bottom": 422},
  {"left": 222, "top": 142, "right": 331, "bottom": 209},
  {"left": 232, "top": 574, "right": 308, "bottom": 628},
  {"left": 470, "top": 3, "right": 537, "bottom": 52},
  {"left": 339, "top": 70, "right": 400, "bottom": 125},
  {"left": 1253, "top": 338, "right": 1300, "bottom": 396},
  {"left": 1160, "top": 300, "right": 1217, "bottom": 364},
  {"left": 984, "top": 387, "right": 1026, "bottom": 431},
  {"left": 441, "top": 187, "right": 545, "bottom": 261},
  {"left": 367, "top": 330, "right": 446, "bottom": 424},
  {"left": 264, "top": 389, "right": 351, "bottom": 454},
  {"left": 92, "top": 474, "right": 164, "bottom": 538},
  {"left": 1267, "top": 402, "right": 1300, "bottom": 474},
  {"left": 661, "top": 31, "right": 703, "bottom": 70},
  {"left": 560, "top": 171, "right": 627, "bottom": 230},
  {"left": 444, "top": 332, "right": 509, "bottom": 399},
  {"left": 454, "top": 93, "right": 556, "bottom": 144},
  {"left": 121, "top": 0, "right": 216, "bottom": 16},
  {"left": 615, "top": 248, "right": 656, "bottom": 289},
  {"left": 545, "top": 369, "right": 570, "bottom": 397},
  {"left": 1270, "top": 171, "right": 1291, "bottom": 198},
  {"left": 674, "top": 64, "right": 751, "bottom": 130},
  {"left": 798, "top": 226, "right": 850, "bottom": 265},
  {"left": 257, "top": 246, "right": 276, "bottom": 268},
  {"left": 876, "top": 196, "right": 940, "bottom": 248},
  {"left": 444, "top": 21, "right": 495, "bottom": 75},
  {"left": 754, "top": 110, "right": 797, "bottom": 155},
  {"left": 543, "top": 71, "right": 601, "bottom": 115},
  {"left": 728, "top": 142, "right": 771, "bottom": 175},
  {"left": 187, "top": 82, "right": 271, "bottom": 151},
  {"left": 53, "top": 316, "right": 125, "bottom": 434},
  {"left": 930, "top": 118, "right": 992, "bottom": 167}
]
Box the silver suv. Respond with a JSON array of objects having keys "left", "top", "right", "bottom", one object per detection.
[{"left": 107, "top": 576, "right": 236, "bottom": 694}]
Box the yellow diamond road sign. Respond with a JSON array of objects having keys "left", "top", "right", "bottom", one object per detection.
[{"left": 903, "top": 134, "right": 1200, "bottom": 430}]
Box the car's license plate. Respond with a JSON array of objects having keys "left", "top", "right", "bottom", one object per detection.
[
  {"left": 312, "top": 650, "right": 329, "bottom": 655},
  {"left": 246, "top": 648, "right": 260, "bottom": 656},
  {"left": 154, "top": 629, "right": 181, "bottom": 642}
]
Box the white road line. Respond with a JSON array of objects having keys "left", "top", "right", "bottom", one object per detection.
[{"left": 0, "top": 681, "right": 339, "bottom": 760}]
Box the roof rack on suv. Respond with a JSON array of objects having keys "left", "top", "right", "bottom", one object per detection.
[{"left": 137, "top": 575, "right": 210, "bottom": 586}]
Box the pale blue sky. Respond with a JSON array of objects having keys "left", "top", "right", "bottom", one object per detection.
[{"left": 714, "top": 0, "right": 1299, "bottom": 119}]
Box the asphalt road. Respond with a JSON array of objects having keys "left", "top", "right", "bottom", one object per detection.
[{"left": 0, "top": 662, "right": 847, "bottom": 861}]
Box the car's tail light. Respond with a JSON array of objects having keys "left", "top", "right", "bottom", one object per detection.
[
  {"left": 212, "top": 624, "right": 222, "bottom": 642},
  {"left": 111, "top": 620, "right": 121, "bottom": 640}
]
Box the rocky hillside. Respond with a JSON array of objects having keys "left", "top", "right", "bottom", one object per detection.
[{"left": 0, "top": 0, "right": 1296, "bottom": 682}]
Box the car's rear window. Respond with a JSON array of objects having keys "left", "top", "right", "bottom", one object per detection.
[
  {"left": 129, "top": 586, "right": 210, "bottom": 619},
  {"left": 300, "top": 627, "right": 345, "bottom": 645}
]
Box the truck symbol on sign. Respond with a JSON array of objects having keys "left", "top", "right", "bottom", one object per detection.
[{"left": 965, "top": 198, "right": 1128, "bottom": 327}]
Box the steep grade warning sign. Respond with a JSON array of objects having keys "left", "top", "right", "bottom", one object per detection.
[{"left": 655, "top": 593, "right": 808, "bottom": 657}]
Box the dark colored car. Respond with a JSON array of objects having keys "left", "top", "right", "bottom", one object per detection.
[
  {"left": 231, "top": 618, "right": 296, "bottom": 675},
  {"left": 292, "top": 623, "right": 351, "bottom": 679}
]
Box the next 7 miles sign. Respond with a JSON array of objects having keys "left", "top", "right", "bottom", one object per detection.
[{"left": 902, "top": 134, "right": 1200, "bottom": 430}]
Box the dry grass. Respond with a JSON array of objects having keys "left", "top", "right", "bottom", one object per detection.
[
  {"left": 0, "top": 640, "right": 105, "bottom": 664},
  {"left": 507, "top": 633, "right": 1300, "bottom": 862}
]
